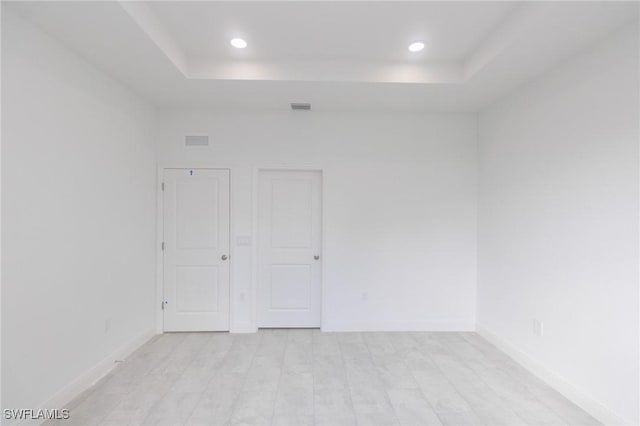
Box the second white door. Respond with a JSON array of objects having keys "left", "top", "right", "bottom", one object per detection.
[{"left": 258, "top": 170, "right": 322, "bottom": 328}]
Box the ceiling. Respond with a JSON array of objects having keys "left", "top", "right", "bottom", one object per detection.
[
  {"left": 5, "top": 1, "right": 638, "bottom": 111},
  {"left": 148, "top": 2, "right": 516, "bottom": 63}
]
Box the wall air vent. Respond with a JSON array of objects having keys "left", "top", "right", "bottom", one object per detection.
[
  {"left": 185, "top": 135, "right": 209, "bottom": 147},
  {"left": 290, "top": 103, "right": 311, "bottom": 111}
]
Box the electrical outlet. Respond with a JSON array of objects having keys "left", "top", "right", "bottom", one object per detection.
[
  {"left": 362, "top": 292, "right": 368, "bottom": 301},
  {"left": 533, "top": 319, "right": 544, "bottom": 337},
  {"left": 239, "top": 292, "right": 245, "bottom": 302},
  {"left": 104, "top": 319, "right": 111, "bottom": 334}
]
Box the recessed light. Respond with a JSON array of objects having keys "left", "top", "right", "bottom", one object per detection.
[
  {"left": 408, "top": 41, "right": 425, "bottom": 52},
  {"left": 230, "top": 38, "right": 247, "bottom": 49}
]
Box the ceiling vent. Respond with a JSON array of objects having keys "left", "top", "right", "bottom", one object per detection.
[
  {"left": 185, "top": 135, "right": 209, "bottom": 147},
  {"left": 290, "top": 102, "right": 311, "bottom": 111}
]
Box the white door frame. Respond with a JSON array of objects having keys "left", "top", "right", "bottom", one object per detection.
[
  {"left": 252, "top": 167, "right": 326, "bottom": 331},
  {"left": 156, "top": 166, "right": 234, "bottom": 333}
]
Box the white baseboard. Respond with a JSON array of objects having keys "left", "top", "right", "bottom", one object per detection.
[
  {"left": 476, "top": 325, "right": 629, "bottom": 426},
  {"left": 322, "top": 319, "right": 475, "bottom": 332},
  {"left": 19, "top": 329, "right": 156, "bottom": 426}
]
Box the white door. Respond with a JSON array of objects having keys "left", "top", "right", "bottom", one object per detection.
[
  {"left": 163, "top": 168, "right": 230, "bottom": 331},
  {"left": 258, "top": 170, "right": 322, "bottom": 328}
]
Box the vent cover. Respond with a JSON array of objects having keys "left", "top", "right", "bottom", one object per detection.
[
  {"left": 185, "top": 135, "right": 209, "bottom": 147},
  {"left": 290, "top": 102, "right": 311, "bottom": 111}
]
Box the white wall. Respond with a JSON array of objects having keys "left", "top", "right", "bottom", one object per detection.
[
  {"left": 6, "top": 4, "right": 636, "bottom": 425},
  {"left": 477, "top": 25, "right": 639, "bottom": 425},
  {"left": 2, "top": 10, "right": 157, "bottom": 414},
  {"left": 156, "top": 109, "right": 478, "bottom": 333}
]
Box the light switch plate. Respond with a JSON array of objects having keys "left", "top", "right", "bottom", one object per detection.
[
  {"left": 236, "top": 236, "right": 251, "bottom": 246},
  {"left": 533, "top": 319, "right": 544, "bottom": 337}
]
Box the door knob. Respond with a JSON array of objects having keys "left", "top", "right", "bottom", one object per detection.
[
  {"left": 314, "top": 255, "right": 320, "bottom": 260},
  {"left": 221, "top": 254, "right": 228, "bottom": 261}
]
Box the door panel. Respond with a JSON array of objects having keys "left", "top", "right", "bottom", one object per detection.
[
  {"left": 175, "top": 266, "right": 219, "bottom": 312},
  {"left": 258, "top": 170, "right": 322, "bottom": 328},
  {"left": 163, "top": 169, "right": 230, "bottom": 331},
  {"left": 176, "top": 178, "right": 219, "bottom": 249},
  {"left": 270, "top": 179, "right": 313, "bottom": 248},
  {"left": 270, "top": 265, "right": 311, "bottom": 309}
]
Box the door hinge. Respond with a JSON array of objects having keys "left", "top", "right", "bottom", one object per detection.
[
  {"left": 161, "top": 241, "right": 165, "bottom": 251},
  {"left": 161, "top": 300, "right": 166, "bottom": 310},
  {"left": 161, "top": 182, "right": 165, "bottom": 191}
]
